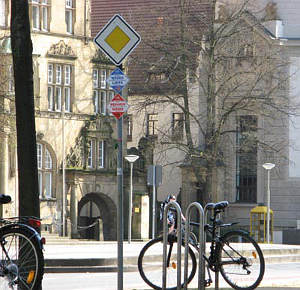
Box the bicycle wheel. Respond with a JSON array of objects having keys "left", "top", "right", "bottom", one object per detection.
[
  {"left": 0, "top": 227, "right": 44, "bottom": 290},
  {"left": 138, "top": 235, "right": 197, "bottom": 290},
  {"left": 217, "top": 230, "right": 265, "bottom": 290},
  {"left": 188, "top": 232, "right": 198, "bottom": 246}
]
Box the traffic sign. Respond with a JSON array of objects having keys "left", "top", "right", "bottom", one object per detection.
[
  {"left": 94, "top": 14, "right": 141, "bottom": 65},
  {"left": 107, "top": 94, "right": 130, "bottom": 119},
  {"left": 107, "top": 67, "right": 129, "bottom": 93}
]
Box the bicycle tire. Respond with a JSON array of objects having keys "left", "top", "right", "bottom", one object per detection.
[
  {"left": 138, "top": 235, "right": 197, "bottom": 290},
  {"left": 217, "top": 230, "right": 265, "bottom": 290},
  {"left": 0, "top": 227, "right": 44, "bottom": 290},
  {"left": 188, "top": 231, "right": 198, "bottom": 246}
]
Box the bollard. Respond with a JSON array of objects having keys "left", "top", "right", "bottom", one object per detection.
[
  {"left": 204, "top": 203, "right": 219, "bottom": 290},
  {"left": 184, "top": 202, "right": 205, "bottom": 290},
  {"left": 162, "top": 201, "right": 182, "bottom": 290}
]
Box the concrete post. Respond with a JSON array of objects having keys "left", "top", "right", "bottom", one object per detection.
[
  {"left": 0, "top": 128, "right": 9, "bottom": 217},
  {"left": 70, "top": 182, "right": 78, "bottom": 238}
]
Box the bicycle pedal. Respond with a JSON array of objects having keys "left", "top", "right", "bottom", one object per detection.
[{"left": 204, "top": 279, "right": 212, "bottom": 287}]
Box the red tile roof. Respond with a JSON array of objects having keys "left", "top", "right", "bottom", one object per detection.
[{"left": 91, "top": 0, "right": 212, "bottom": 94}]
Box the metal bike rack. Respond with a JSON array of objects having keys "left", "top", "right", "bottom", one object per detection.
[
  {"left": 162, "top": 201, "right": 182, "bottom": 290},
  {"left": 184, "top": 202, "right": 205, "bottom": 290},
  {"left": 204, "top": 203, "right": 219, "bottom": 290},
  {"left": 162, "top": 201, "right": 206, "bottom": 290}
]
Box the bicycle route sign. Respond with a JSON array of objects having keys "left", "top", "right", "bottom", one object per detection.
[
  {"left": 107, "top": 94, "right": 130, "bottom": 119},
  {"left": 93, "top": 14, "right": 141, "bottom": 65},
  {"left": 107, "top": 67, "right": 129, "bottom": 93}
]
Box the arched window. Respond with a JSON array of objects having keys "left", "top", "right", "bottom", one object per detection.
[{"left": 37, "top": 143, "right": 55, "bottom": 198}]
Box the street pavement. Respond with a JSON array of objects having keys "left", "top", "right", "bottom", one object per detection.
[
  {"left": 42, "top": 241, "right": 300, "bottom": 289},
  {"left": 43, "top": 241, "right": 300, "bottom": 269},
  {"left": 42, "top": 263, "right": 300, "bottom": 290}
]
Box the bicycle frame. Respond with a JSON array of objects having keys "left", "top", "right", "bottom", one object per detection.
[
  {"left": 187, "top": 203, "right": 248, "bottom": 288},
  {"left": 139, "top": 200, "right": 264, "bottom": 290}
]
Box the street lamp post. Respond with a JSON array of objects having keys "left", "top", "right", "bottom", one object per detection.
[
  {"left": 125, "top": 155, "right": 139, "bottom": 244},
  {"left": 262, "top": 162, "right": 275, "bottom": 243}
]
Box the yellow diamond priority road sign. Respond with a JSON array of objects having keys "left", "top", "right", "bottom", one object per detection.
[{"left": 94, "top": 14, "right": 141, "bottom": 66}]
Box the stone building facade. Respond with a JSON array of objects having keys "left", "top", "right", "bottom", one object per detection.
[
  {"left": 0, "top": 0, "right": 149, "bottom": 240},
  {"left": 91, "top": 0, "right": 300, "bottom": 243}
]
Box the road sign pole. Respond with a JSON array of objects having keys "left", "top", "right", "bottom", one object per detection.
[
  {"left": 117, "top": 64, "right": 124, "bottom": 290},
  {"left": 93, "top": 14, "right": 141, "bottom": 290},
  {"left": 152, "top": 165, "right": 156, "bottom": 239}
]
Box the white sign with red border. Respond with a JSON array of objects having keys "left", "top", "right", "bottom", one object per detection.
[{"left": 107, "top": 94, "right": 130, "bottom": 119}]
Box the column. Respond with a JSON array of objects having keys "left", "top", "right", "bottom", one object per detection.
[
  {"left": 0, "top": 128, "right": 9, "bottom": 217},
  {"left": 70, "top": 182, "right": 78, "bottom": 238}
]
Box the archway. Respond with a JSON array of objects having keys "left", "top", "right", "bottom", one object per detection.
[{"left": 78, "top": 193, "right": 117, "bottom": 241}]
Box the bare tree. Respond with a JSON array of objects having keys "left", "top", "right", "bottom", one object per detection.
[{"left": 128, "top": 0, "right": 296, "bottom": 205}]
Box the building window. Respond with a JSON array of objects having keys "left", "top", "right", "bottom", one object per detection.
[
  {"left": 0, "top": 0, "right": 6, "bottom": 26},
  {"left": 236, "top": 115, "right": 258, "bottom": 203},
  {"left": 29, "top": 0, "right": 50, "bottom": 31},
  {"left": 37, "top": 142, "right": 55, "bottom": 198},
  {"left": 108, "top": 91, "right": 114, "bottom": 116},
  {"left": 87, "top": 139, "right": 106, "bottom": 169},
  {"left": 93, "top": 68, "right": 114, "bottom": 115},
  {"left": 66, "top": 0, "right": 75, "bottom": 34},
  {"left": 127, "top": 115, "right": 133, "bottom": 141},
  {"left": 8, "top": 65, "right": 14, "bottom": 94},
  {"left": 147, "top": 114, "right": 158, "bottom": 138},
  {"left": 172, "top": 113, "right": 184, "bottom": 140},
  {"left": 48, "top": 63, "right": 73, "bottom": 112}
]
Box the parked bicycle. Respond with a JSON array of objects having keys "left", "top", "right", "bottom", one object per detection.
[
  {"left": 0, "top": 194, "right": 45, "bottom": 290},
  {"left": 138, "top": 201, "right": 265, "bottom": 290}
]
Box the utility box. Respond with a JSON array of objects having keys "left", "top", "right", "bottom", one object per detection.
[{"left": 250, "top": 205, "right": 274, "bottom": 243}]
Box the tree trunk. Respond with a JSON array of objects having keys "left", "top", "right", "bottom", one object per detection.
[{"left": 11, "top": 0, "right": 40, "bottom": 218}]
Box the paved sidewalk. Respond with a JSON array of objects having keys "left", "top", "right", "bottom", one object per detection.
[
  {"left": 44, "top": 241, "right": 145, "bottom": 259},
  {"left": 44, "top": 241, "right": 300, "bottom": 259},
  {"left": 43, "top": 240, "right": 300, "bottom": 273}
]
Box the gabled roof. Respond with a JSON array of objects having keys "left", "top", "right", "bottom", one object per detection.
[
  {"left": 91, "top": 0, "right": 164, "bottom": 37},
  {"left": 91, "top": 0, "right": 212, "bottom": 94}
]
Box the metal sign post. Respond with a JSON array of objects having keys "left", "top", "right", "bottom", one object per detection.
[
  {"left": 93, "top": 14, "right": 141, "bottom": 290},
  {"left": 116, "top": 91, "right": 124, "bottom": 289},
  {"left": 152, "top": 165, "right": 156, "bottom": 239},
  {"left": 147, "top": 165, "right": 162, "bottom": 239}
]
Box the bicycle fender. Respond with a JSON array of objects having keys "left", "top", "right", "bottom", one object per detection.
[{"left": 0, "top": 223, "right": 44, "bottom": 250}]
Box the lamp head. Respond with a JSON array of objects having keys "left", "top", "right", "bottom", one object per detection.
[
  {"left": 262, "top": 163, "right": 275, "bottom": 170},
  {"left": 125, "top": 155, "right": 139, "bottom": 163}
]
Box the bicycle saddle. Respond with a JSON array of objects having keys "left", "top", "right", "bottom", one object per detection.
[
  {"left": 0, "top": 194, "right": 11, "bottom": 204},
  {"left": 205, "top": 201, "right": 228, "bottom": 211}
]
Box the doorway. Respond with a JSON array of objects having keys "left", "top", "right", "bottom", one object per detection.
[{"left": 78, "top": 193, "right": 117, "bottom": 240}]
